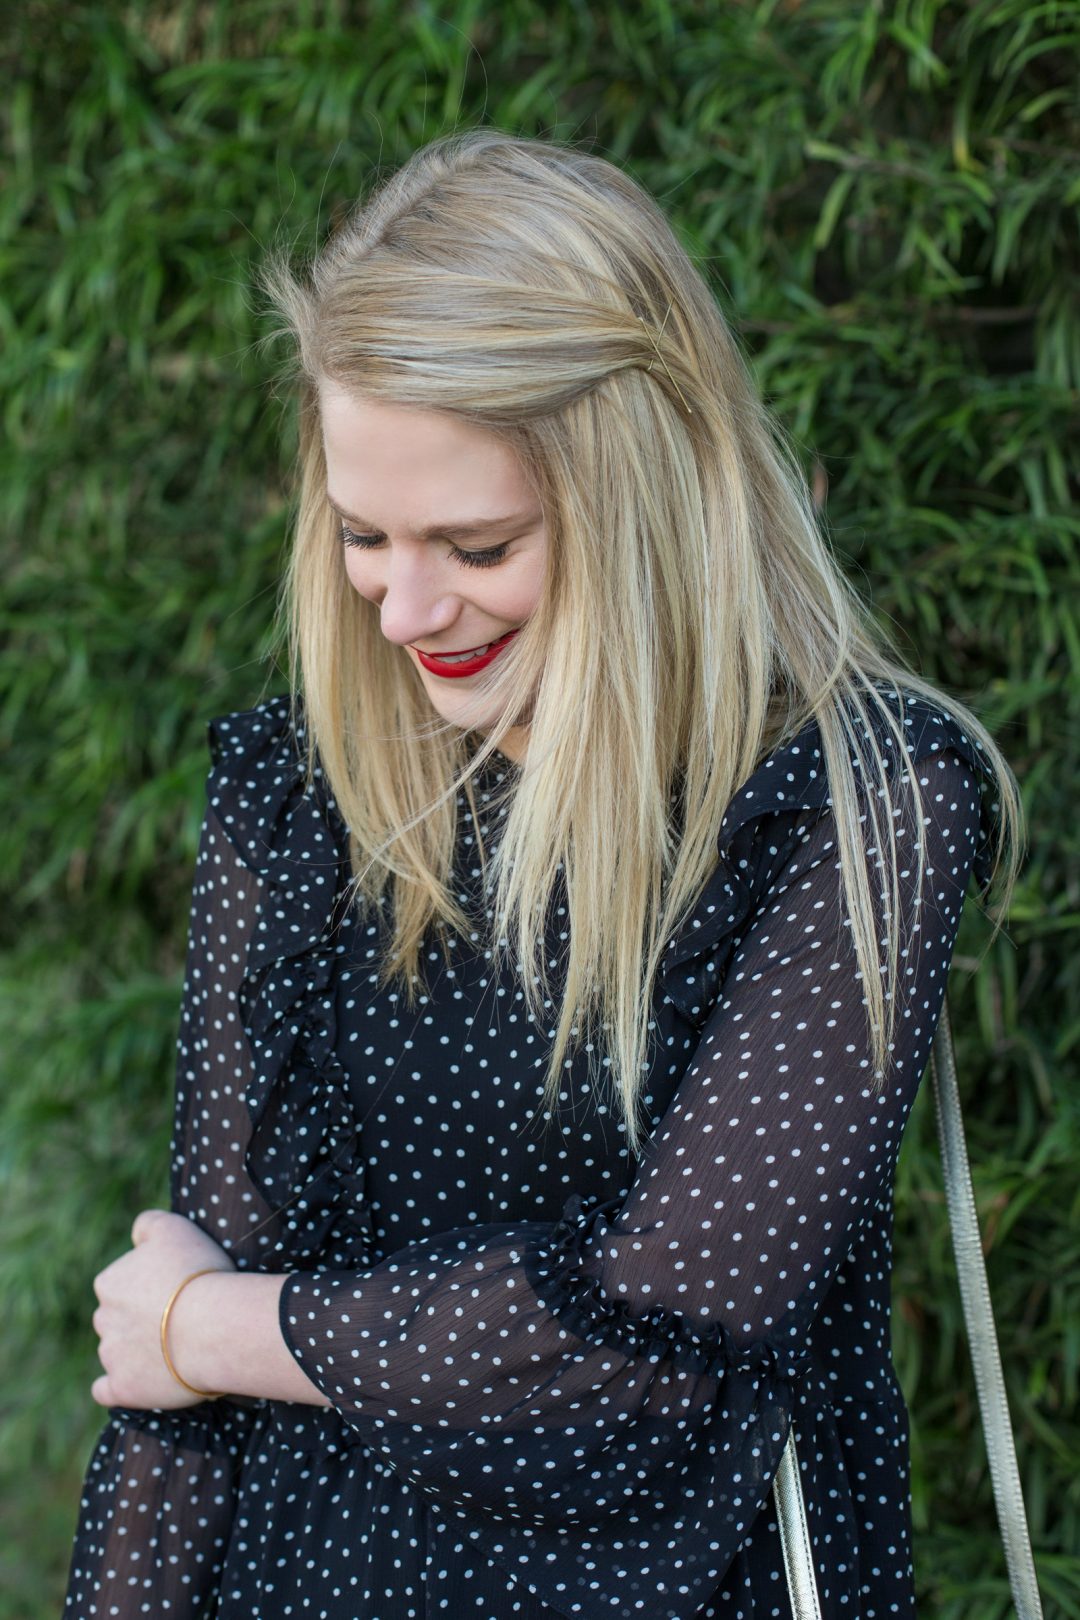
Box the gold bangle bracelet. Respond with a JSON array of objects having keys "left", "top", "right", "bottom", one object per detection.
[{"left": 160, "top": 1268, "right": 227, "bottom": 1400}]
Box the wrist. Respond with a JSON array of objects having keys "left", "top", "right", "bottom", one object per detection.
[
  {"left": 168, "top": 1269, "right": 330, "bottom": 1406},
  {"left": 158, "top": 1270, "right": 228, "bottom": 1399},
  {"left": 166, "top": 1268, "right": 232, "bottom": 1395}
]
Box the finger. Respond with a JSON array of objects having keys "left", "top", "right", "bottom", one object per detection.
[
  {"left": 131, "top": 1208, "right": 166, "bottom": 1246},
  {"left": 90, "top": 1375, "right": 111, "bottom": 1406}
]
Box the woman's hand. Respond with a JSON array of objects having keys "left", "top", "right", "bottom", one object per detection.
[{"left": 90, "top": 1208, "right": 236, "bottom": 1409}]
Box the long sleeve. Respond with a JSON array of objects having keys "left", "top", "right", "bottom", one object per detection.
[
  {"left": 65, "top": 695, "right": 375, "bottom": 1617},
  {"left": 278, "top": 744, "right": 990, "bottom": 1618},
  {"left": 64, "top": 804, "right": 273, "bottom": 1618}
]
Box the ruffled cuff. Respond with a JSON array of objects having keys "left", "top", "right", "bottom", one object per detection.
[{"left": 526, "top": 1191, "right": 810, "bottom": 1385}]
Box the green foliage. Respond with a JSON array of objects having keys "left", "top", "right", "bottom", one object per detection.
[{"left": 1, "top": 0, "right": 1076, "bottom": 1612}]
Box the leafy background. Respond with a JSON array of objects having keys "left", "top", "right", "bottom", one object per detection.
[{"left": 2, "top": 0, "right": 1077, "bottom": 1614}]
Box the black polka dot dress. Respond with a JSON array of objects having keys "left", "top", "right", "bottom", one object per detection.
[{"left": 64, "top": 682, "right": 1001, "bottom": 1619}]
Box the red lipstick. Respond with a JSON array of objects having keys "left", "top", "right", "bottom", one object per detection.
[{"left": 413, "top": 628, "right": 521, "bottom": 678}]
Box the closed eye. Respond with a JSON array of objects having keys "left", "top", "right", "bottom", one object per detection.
[{"left": 339, "top": 522, "right": 509, "bottom": 570}]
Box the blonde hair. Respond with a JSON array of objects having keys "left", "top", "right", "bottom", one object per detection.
[{"left": 259, "top": 128, "right": 1023, "bottom": 1156}]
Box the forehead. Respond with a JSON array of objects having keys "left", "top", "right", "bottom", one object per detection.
[{"left": 318, "top": 379, "right": 531, "bottom": 522}]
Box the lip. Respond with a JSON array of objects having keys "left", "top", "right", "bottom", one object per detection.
[{"left": 412, "top": 628, "right": 521, "bottom": 678}]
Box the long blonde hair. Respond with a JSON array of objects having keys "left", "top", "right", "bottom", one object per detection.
[{"left": 259, "top": 128, "right": 1023, "bottom": 1155}]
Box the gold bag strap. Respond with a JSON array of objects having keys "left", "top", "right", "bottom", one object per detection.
[{"left": 771, "top": 991, "right": 1044, "bottom": 1619}]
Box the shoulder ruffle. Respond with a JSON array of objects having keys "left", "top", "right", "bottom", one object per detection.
[
  {"left": 204, "top": 693, "right": 374, "bottom": 1267},
  {"left": 657, "top": 681, "right": 1004, "bottom": 1027}
]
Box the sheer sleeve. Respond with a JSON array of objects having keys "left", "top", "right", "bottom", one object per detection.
[
  {"left": 278, "top": 744, "right": 991, "bottom": 1618},
  {"left": 64, "top": 798, "right": 274, "bottom": 1616},
  {"left": 66, "top": 694, "right": 370, "bottom": 1616}
]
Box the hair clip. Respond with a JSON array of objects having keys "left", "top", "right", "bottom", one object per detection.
[{"left": 637, "top": 299, "right": 693, "bottom": 415}]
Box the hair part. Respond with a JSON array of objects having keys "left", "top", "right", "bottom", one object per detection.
[{"left": 257, "top": 128, "right": 1023, "bottom": 1157}]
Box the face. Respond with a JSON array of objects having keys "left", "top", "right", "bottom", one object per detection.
[{"left": 320, "top": 379, "right": 547, "bottom": 763}]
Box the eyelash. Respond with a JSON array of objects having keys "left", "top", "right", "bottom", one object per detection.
[{"left": 339, "top": 522, "right": 509, "bottom": 570}]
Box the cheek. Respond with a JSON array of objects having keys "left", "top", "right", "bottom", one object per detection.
[
  {"left": 495, "top": 548, "right": 548, "bottom": 618},
  {"left": 483, "top": 573, "right": 539, "bottom": 620}
]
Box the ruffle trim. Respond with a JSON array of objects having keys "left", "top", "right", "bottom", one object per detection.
[
  {"left": 105, "top": 1396, "right": 260, "bottom": 1451},
  {"left": 656, "top": 680, "right": 1004, "bottom": 1026},
  {"left": 205, "top": 694, "right": 373, "bottom": 1266},
  {"left": 526, "top": 1190, "right": 816, "bottom": 1392}
]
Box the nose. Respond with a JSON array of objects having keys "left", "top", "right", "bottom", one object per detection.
[{"left": 369, "top": 547, "right": 462, "bottom": 648}]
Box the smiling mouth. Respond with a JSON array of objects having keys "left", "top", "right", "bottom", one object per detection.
[
  {"left": 412, "top": 632, "right": 514, "bottom": 662},
  {"left": 410, "top": 628, "right": 521, "bottom": 675}
]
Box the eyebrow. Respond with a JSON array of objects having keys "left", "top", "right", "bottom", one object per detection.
[{"left": 326, "top": 493, "right": 540, "bottom": 544}]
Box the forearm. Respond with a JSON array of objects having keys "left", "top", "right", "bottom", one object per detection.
[{"left": 169, "top": 1270, "right": 331, "bottom": 1406}]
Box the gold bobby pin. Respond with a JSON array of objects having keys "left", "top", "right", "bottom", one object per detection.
[{"left": 638, "top": 299, "right": 693, "bottom": 415}]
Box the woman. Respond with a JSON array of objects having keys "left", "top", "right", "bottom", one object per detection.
[{"left": 66, "top": 129, "right": 1021, "bottom": 1619}]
